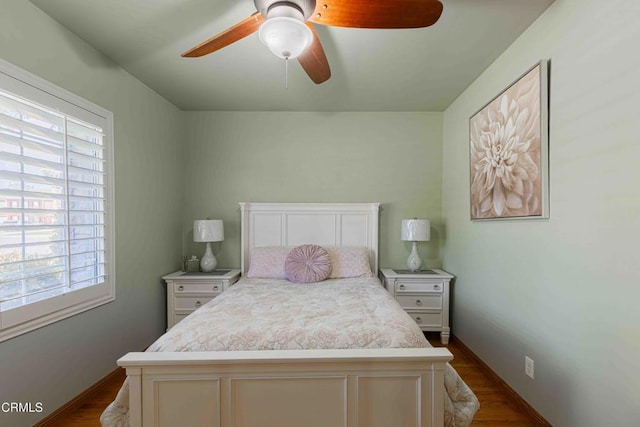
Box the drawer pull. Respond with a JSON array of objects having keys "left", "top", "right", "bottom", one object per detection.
[
  {"left": 178, "top": 285, "right": 184, "bottom": 291},
  {"left": 213, "top": 285, "right": 219, "bottom": 291},
  {"left": 195, "top": 301, "right": 202, "bottom": 308},
  {"left": 434, "top": 284, "right": 440, "bottom": 290},
  {"left": 399, "top": 284, "right": 405, "bottom": 290},
  {"left": 416, "top": 299, "right": 422, "bottom": 306},
  {"left": 415, "top": 317, "right": 422, "bottom": 322}
]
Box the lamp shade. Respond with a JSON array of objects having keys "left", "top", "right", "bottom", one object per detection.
[
  {"left": 194, "top": 220, "right": 224, "bottom": 243},
  {"left": 401, "top": 219, "right": 430, "bottom": 242}
]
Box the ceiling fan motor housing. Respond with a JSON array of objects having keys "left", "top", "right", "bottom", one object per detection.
[{"left": 254, "top": 0, "right": 316, "bottom": 21}]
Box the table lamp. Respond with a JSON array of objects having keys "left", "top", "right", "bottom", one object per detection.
[
  {"left": 193, "top": 219, "right": 224, "bottom": 272},
  {"left": 401, "top": 218, "right": 430, "bottom": 272}
]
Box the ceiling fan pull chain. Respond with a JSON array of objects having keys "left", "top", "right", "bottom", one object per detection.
[{"left": 285, "top": 56, "right": 289, "bottom": 91}]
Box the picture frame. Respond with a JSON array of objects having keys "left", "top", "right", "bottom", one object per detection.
[{"left": 469, "top": 60, "right": 549, "bottom": 220}]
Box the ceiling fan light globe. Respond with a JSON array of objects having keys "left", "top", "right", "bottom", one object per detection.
[{"left": 258, "top": 17, "right": 313, "bottom": 59}]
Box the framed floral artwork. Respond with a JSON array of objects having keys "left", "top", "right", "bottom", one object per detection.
[{"left": 469, "top": 60, "right": 549, "bottom": 220}]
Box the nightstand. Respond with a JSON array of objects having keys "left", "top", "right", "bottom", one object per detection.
[
  {"left": 162, "top": 269, "right": 241, "bottom": 329},
  {"left": 379, "top": 268, "right": 453, "bottom": 344}
]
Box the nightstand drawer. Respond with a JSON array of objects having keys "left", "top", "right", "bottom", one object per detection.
[
  {"left": 379, "top": 269, "right": 452, "bottom": 344},
  {"left": 174, "top": 296, "right": 213, "bottom": 311},
  {"left": 174, "top": 281, "right": 223, "bottom": 294},
  {"left": 173, "top": 313, "right": 190, "bottom": 325},
  {"left": 396, "top": 294, "right": 442, "bottom": 310},
  {"left": 164, "top": 269, "right": 241, "bottom": 330},
  {"left": 408, "top": 311, "right": 442, "bottom": 327},
  {"left": 395, "top": 280, "right": 444, "bottom": 293}
]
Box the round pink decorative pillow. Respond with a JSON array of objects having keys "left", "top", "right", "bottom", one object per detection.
[{"left": 284, "top": 244, "right": 332, "bottom": 283}]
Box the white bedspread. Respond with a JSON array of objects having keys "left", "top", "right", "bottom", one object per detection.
[{"left": 101, "top": 277, "right": 479, "bottom": 426}]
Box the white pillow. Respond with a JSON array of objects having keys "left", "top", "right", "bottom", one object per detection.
[
  {"left": 325, "top": 247, "right": 373, "bottom": 278},
  {"left": 246, "top": 246, "right": 289, "bottom": 279},
  {"left": 247, "top": 246, "right": 373, "bottom": 279}
]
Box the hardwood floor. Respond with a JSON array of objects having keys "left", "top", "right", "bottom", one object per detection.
[
  {"left": 39, "top": 334, "right": 545, "bottom": 426},
  {"left": 430, "top": 334, "right": 546, "bottom": 426},
  {"left": 36, "top": 368, "right": 126, "bottom": 427}
]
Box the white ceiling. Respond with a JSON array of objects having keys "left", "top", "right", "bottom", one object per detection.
[{"left": 29, "top": 0, "right": 554, "bottom": 112}]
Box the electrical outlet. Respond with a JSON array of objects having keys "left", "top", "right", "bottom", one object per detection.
[{"left": 525, "top": 356, "right": 535, "bottom": 379}]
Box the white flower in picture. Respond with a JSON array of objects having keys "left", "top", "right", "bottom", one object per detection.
[{"left": 469, "top": 63, "right": 546, "bottom": 219}]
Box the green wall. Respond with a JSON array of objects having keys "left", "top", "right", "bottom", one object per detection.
[
  {"left": 8, "top": 0, "right": 639, "bottom": 425},
  {"left": 442, "top": 0, "right": 640, "bottom": 424},
  {"left": 0, "top": 1, "right": 183, "bottom": 425},
  {"left": 182, "top": 111, "right": 444, "bottom": 270}
]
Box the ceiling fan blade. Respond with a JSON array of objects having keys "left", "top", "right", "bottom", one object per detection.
[
  {"left": 308, "top": 0, "right": 443, "bottom": 29},
  {"left": 182, "top": 12, "right": 264, "bottom": 57},
  {"left": 297, "top": 23, "right": 331, "bottom": 84}
]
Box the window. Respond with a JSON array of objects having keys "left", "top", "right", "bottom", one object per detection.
[{"left": 0, "top": 59, "right": 114, "bottom": 342}]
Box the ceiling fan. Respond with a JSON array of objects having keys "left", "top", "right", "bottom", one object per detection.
[{"left": 181, "top": 0, "right": 443, "bottom": 84}]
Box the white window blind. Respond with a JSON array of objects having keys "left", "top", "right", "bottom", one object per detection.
[{"left": 0, "top": 59, "right": 114, "bottom": 341}]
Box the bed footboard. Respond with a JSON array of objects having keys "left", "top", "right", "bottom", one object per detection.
[{"left": 118, "top": 347, "right": 452, "bottom": 427}]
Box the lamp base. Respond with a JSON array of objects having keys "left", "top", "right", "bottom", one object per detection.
[
  {"left": 406, "top": 241, "right": 423, "bottom": 272},
  {"left": 200, "top": 242, "right": 218, "bottom": 273}
]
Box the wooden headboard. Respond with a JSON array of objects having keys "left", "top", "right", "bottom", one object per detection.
[{"left": 239, "top": 202, "right": 380, "bottom": 275}]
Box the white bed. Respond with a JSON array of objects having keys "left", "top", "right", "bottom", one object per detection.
[{"left": 104, "top": 202, "right": 478, "bottom": 427}]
